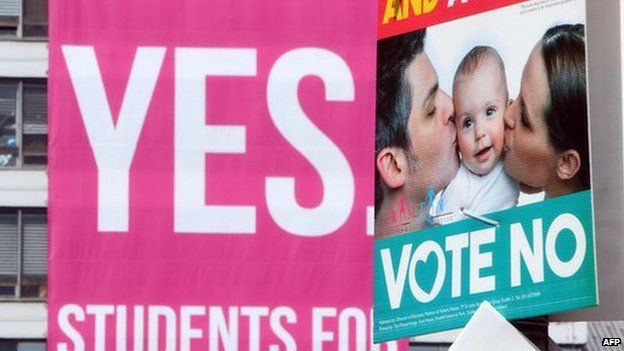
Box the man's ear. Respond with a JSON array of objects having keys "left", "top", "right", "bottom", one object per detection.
[
  {"left": 507, "top": 99, "right": 513, "bottom": 107},
  {"left": 376, "top": 147, "right": 408, "bottom": 189},
  {"left": 555, "top": 149, "right": 581, "bottom": 180}
]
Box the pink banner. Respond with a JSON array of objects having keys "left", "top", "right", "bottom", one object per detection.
[{"left": 48, "top": 0, "right": 402, "bottom": 350}]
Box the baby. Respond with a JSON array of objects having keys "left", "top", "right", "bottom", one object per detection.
[{"left": 431, "top": 46, "right": 518, "bottom": 224}]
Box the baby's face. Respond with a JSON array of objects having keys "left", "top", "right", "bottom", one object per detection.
[{"left": 453, "top": 62, "right": 507, "bottom": 175}]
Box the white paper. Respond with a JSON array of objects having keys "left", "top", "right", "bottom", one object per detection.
[{"left": 449, "top": 301, "right": 539, "bottom": 351}]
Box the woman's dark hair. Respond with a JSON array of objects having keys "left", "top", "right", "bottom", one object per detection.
[
  {"left": 375, "top": 29, "right": 426, "bottom": 214},
  {"left": 541, "top": 23, "right": 590, "bottom": 189}
]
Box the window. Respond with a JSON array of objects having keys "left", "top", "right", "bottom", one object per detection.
[
  {"left": 0, "top": 0, "right": 20, "bottom": 36},
  {"left": 0, "top": 79, "right": 47, "bottom": 168},
  {"left": 0, "top": 0, "right": 47, "bottom": 38},
  {"left": 21, "top": 0, "right": 47, "bottom": 37},
  {"left": 0, "top": 340, "right": 46, "bottom": 351},
  {"left": 0, "top": 208, "right": 47, "bottom": 299}
]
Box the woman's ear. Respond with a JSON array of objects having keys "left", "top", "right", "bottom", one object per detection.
[
  {"left": 555, "top": 149, "right": 581, "bottom": 180},
  {"left": 376, "top": 147, "right": 408, "bottom": 189}
]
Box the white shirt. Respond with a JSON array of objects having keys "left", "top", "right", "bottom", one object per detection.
[{"left": 430, "top": 161, "right": 519, "bottom": 224}]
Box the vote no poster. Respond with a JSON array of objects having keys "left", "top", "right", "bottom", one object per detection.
[
  {"left": 373, "top": 0, "right": 597, "bottom": 342},
  {"left": 47, "top": 0, "right": 404, "bottom": 350}
]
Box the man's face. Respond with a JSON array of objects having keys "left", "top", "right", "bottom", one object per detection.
[{"left": 403, "top": 53, "right": 459, "bottom": 198}]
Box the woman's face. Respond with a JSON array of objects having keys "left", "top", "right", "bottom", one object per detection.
[{"left": 503, "top": 45, "right": 559, "bottom": 191}]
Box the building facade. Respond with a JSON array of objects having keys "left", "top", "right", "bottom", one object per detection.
[{"left": 0, "top": 0, "right": 47, "bottom": 350}]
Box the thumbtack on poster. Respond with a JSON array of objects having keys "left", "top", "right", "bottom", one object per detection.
[{"left": 449, "top": 301, "right": 539, "bottom": 351}]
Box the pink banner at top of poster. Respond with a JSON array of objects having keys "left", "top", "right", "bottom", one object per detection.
[{"left": 48, "top": 0, "right": 403, "bottom": 350}]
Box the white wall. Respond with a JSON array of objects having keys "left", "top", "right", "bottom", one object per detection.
[
  {"left": 0, "top": 170, "right": 47, "bottom": 207},
  {"left": 0, "top": 41, "right": 47, "bottom": 78},
  {"left": 0, "top": 303, "right": 46, "bottom": 338}
]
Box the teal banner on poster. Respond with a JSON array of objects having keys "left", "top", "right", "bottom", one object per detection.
[{"left": 373, "top": 190, "right": 597, "bottom": 343}]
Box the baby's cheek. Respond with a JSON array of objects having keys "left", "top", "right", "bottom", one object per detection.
[
  {"left": 491, "top": 117, "right": 506, "bottom": 142},
  {"left": 456, "top": 134, "right": 473, "bottom": 158},
  {"left": 493, "top": 124, "right": 506, "bottom": 142}
]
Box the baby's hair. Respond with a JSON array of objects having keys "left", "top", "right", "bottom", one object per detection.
[{"left": 454, "top": 46, "right": 509, "bottom": 101}]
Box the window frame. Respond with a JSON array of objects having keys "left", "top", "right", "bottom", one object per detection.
[{"left": 0, "top": 78, "right": 47, "bottom": 169}]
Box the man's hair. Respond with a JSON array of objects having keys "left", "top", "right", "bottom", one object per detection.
[
  {"left": 453, "top": 45, "right": 509, "bottom": 101},
  {"left": 375, "top": 29, "right": 426, "bottom": 215}
]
